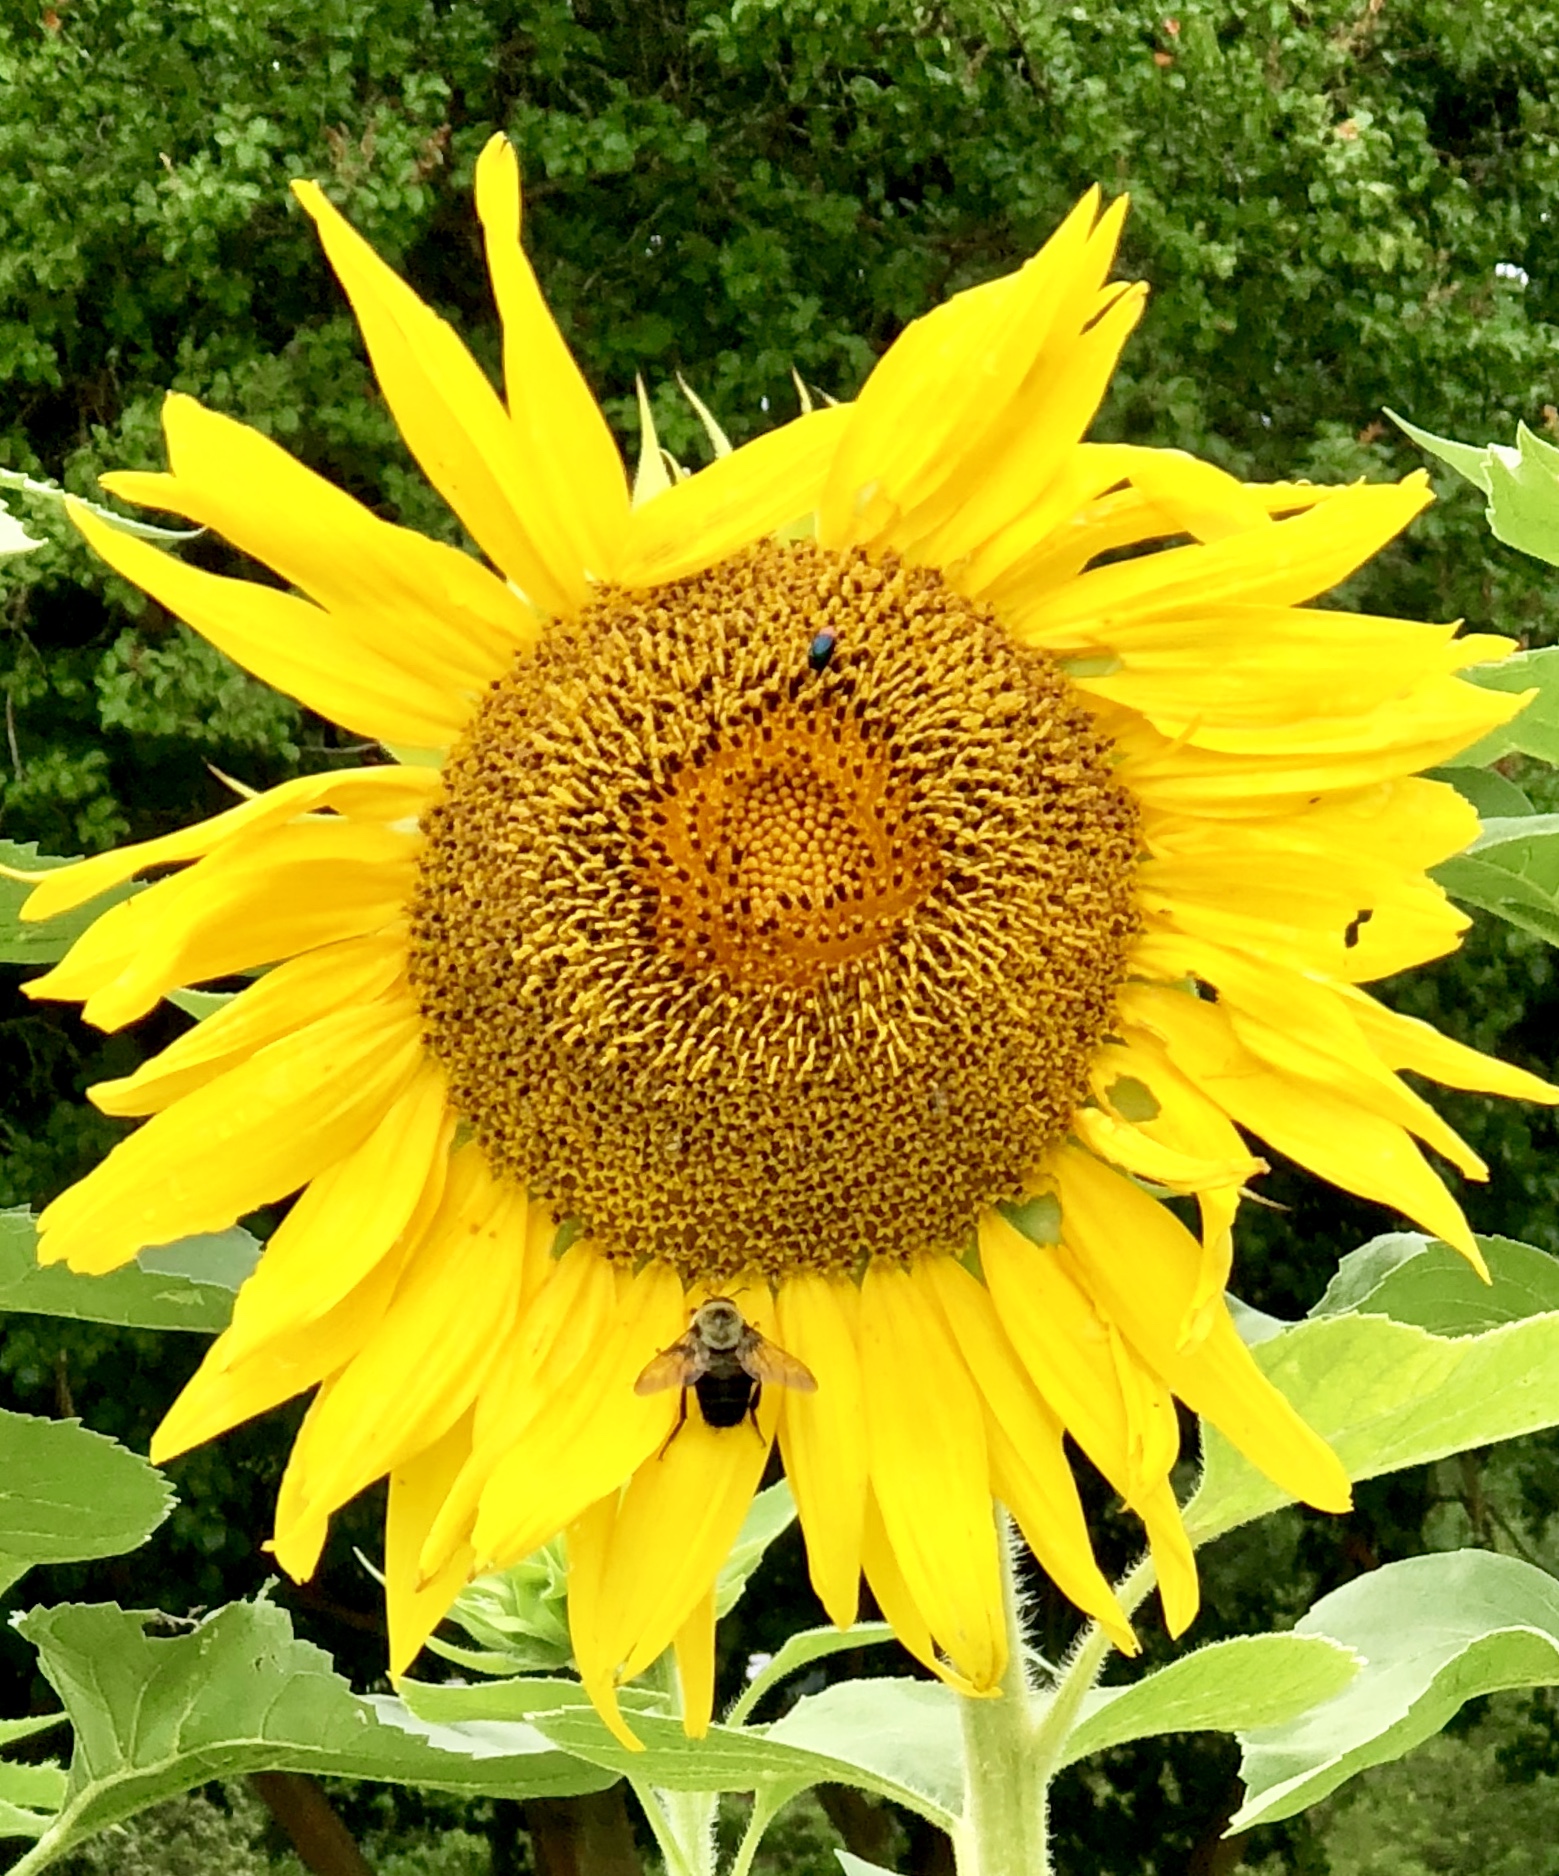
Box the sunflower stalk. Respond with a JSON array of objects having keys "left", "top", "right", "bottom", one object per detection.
[
  {"left": 631, "top": 1649, "right": 720, "bottom": 1876},
  {"left": 954, "top": 1514, "right": 1052, "bottom": 1876}
]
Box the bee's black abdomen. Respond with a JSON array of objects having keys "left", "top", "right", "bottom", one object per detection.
[{"left": 694, "top": 1372, "right": 760, "bottom": 1428}]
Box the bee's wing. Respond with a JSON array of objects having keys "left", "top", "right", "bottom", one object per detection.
[
  {"left": 739, "top": 1329, "right": 818, "bottom": 1394},
  {"left": 635, "top": 1333, "right": 706, "bottom": 1395}
]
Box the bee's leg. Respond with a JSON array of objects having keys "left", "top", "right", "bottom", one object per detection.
[
  {"left": 746, "top": 1381, "right": 765, "bottom": 1445},
  {"left": 658, "top": 1388, "right": 690, "bottom": 1460}
]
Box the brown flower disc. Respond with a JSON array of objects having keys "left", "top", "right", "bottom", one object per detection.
[{"left": 409, "top": 539, "right": 1141, "bottom": 1282}]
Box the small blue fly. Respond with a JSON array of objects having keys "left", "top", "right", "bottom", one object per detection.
[{"left": 807, "top": 629, "right": 837, "bottom": 673}]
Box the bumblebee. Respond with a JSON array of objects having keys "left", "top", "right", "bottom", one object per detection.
[{"left": 635, "top": 1297, "right": 817, "bottom": 1447}]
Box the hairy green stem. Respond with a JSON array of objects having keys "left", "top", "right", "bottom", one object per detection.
[{"left": 954, "top": 1516, "right": 1049, "bottom": 1876}]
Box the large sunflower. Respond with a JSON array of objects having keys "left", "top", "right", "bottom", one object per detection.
[{"left": 16, "top": 137, "right": 1555, "bottom": 1740}]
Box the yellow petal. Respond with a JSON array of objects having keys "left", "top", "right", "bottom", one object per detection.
[
  {"left": 69, "top": 503, "right": 474, "bottom": 747},
  {"left": 1343, "top": 986, "right": 1559, "bottom": 1106},
  {"left": 1002, "top": 478, "right": 1432, "bottom": 642},
  {"left": 386, "top": 1410, "right": 477, "bottom": 1677},
  {"left": 473, "top": 135, "right": 629, "bottom": 577},
  {"left": 90, "top": 933, "right": 409, "bottom": 1116},
  {"left": 41, "top": 819, "right": 419, "bottom": 1032},
  {"left": 1135, "top": 1475, "right": 1200, "bottom": 1638},
  {"left": 775, "top": 1272, "right": 866, "bottom": 1629},
  {"left": 1070, "top": 1103, "right": 1260, "bottom": 1196},
  {"left": 599, "top": 1279, "right": 782, "bottom": 1683},
  {"left": 616, "top": 405, "right": 852, "bottom": 587},
  {"left": 36, "top": 1000, "right": 424, "bottom": 1273},
  {"left": 977, "top": 1208, "right": 1166, "bottom": 1505},
  {"left": 215, "top": 1060, "right": 455, "bottom": 1368},
  {"left": 150, "top": 1236, "right": 407, "bottom": 1464},
  {"left": 920, "top": 1256, "right": 1135, "bottom": 1653},
  {"left": 1120, "top": 981, "right": 1482, "bottom": 1261},
  {"left": 859, "top": 1259, "right": 1005, "bottom": 1691},
  {"left": 105, "top": 393, "right": 538, "bottom": 687},
  {"left": 673, "top": 1587, "right": 718, "bottom": 1740},
  {"left": 819, "top": 191, "right": 1126, "bottom": 554},
  {"left": 15, "top": 765, "right": 437, "bottom": 926},
  {"left": 1051, "top": 1144, "right": 1352, "bottom": 1514},
  {"left": 565, "top": 1493, "right": 645, "bottom": 1752},
  {"left": 283, "top": 1147, "right": 532, "bottom": 1522},
  {"left": 859, "top": 1490, "right": 987, "bottom": 1696},
  {"left": 292, "top": 179, "right": 588, "bottom": 616},
  {"left": 468, "top": 1257, "right": 686, "bottom": 1572}
]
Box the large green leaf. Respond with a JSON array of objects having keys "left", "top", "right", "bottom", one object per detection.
[
  {"left": 0, "top": 843, "right": 142, "bottom": 968},
  {"left": 398, "top": 1672, "right": 961, "bottom": 1829},
  {"left": 1433, "top": 813, "right": 1559, "bottom": 945},
  {"left": 1455, "top": 647, "right": 1559, "bottom": 768},
  {"left": 11, "top": 1600, "right": 613, "bottom": 1865},
  {"left": 1058, "top": 1634, "right": 1359, "bottom": 1770},
  {"left": 1313, "top": 1232, "right": 1559, "bottom": 1335},
  {"left": 0, "top": 1210, "right": 253, "bottom": 1333},
  {"left": 1391, "top": 411, "right": 1559, "bottom": 567},
  {"left": 0, "top": 1412, "right": 172, "bottom": 1597},
  {"left": 1187, "top": 1303, "right": 1559, "bottom": 1545},
  {"left": 1233, "top": 1551, "right": 1559, "bottom": 1829}
]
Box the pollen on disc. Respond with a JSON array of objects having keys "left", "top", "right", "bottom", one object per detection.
[{"left": 409, "top": 539, "right": 1141, "bottom": 1284}]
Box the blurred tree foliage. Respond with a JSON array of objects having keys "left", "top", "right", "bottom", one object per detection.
[{"left": 5, "top": 0, "right": 1559, "bottom": 1871}]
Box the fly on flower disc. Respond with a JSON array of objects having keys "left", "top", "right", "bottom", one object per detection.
[{"left": 636, "top": 1296, "right": 818, "bottom": 1448}]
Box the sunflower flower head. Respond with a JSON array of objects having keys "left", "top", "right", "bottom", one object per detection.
[{"left": 15, "top": 134, "right": 1556, "bottom": 1745}]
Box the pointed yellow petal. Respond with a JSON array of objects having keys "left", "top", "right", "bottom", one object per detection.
[
  {"left": 601, "top": 1280, "right": 782, "bottom": 1683},
  {"left": 473, "top": 135, "right": 629, "bottom": 576},
  {"left": 293, "top": 182, "right": 593, "bottom": 613},
  {"left": 469, "top": 1257, "right": 686, "bottom": 1571},
  {"left": 90, "top": 934, "right": 409, "bottom": 1116},
  {"left": 616, "top": 404, "right": 852, "bottom": 587},
  {"left": 386, "top": 1410, "right": 477, "bottom": 1677},
  {"left": 1120, "top": 982, "right": 1481, "bottom": 1261},
  {"left": 1344, "top": 986, "right": 1559, "bottom": 1106},
  {"left": 69, "top": 503, "right": 474, "bottom": 746},
  {"left": 150, "top": 1238, "right": 406, "bottom": 1464},
  {"left": 819, "top": 191, "right": 1126, "bottom": 553},
  {"left": 566, "top": 1493, "right": 645, "bottom": 1753},
  {"left": 1003, "top": 479, "right": 1432, "bottom": 642},
  {"left": 285, "top": 1149, "right": 531, "bottom": 1519},
  {"left": 216, "top": 1064, "right": 455, "bottom": 1368},
  {"left": 859, "top": 1490, "right": 987, "bottom": 1696},
  {"left": 16, "top": 765, "right": 436, "bottom": 926},
  {"left": 105, "top": 393, "right": 538, "bottom": 687},
  {"left": 859, "top": 1260, "right": 1005, "bottom": 1692},
  {"left": 978, "top": 1208, "right": 1164, "bottom": 1505},
  {"left": 43, "top": 819, "right": 419, "bottom": 1032},
  {"left": 920, "top": 1256, "right": 1135, "bottom": 1653},
  {"left": 1052, "top": 1144, "right": 1352, "bottom": 1514},
  {"left": 775, "top": 1272, "right": 866, "bottom": 1629},
  {"left": 36, "top": 1001, "right": 424, "bottom": 1273},
  {"left": 673, "top": 1587, "right": 718, "bottom": 1740},
  {"left": 1135, "top": 1475, "right": 1200, "bottom": 1638}
]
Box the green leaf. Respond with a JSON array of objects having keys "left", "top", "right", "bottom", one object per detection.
[
  {"left": 1058, "top": 1634, "right": 1359, "bottom": 1770},
  {"left": 728, "top": 1622, "right": 898, "bottom": 1727},
  {"left": 1484, "top": 423, "right": 1559, "bottom": 564},
  {"left": 0, "top": 468, "right": 201, "bottom": 545},
  {"left": 164, "top": 987, "right": 237, "bottom": 1022},
  {"left": 400, "top": 1673, "right": 959, "bottom": 1828},
  {"left": 765, "top": 1679, "right": 963, "bottom": 1828},
  {"left": 13, "top": 1600, "right": 614, "bottom": 1863},
  {"left": 1233, "top": 1551, "right": 1559, "bottom": 1829},
  {"left": 1386, "top": 410, "right": 1496, "bottom": 494},
  {"left": 1186, "top": 1306, "right": 1559, "bottom": 1546},
  {"left": 0, "top": 1411, "right": 172, "bottom": 1596},
  {"left": 0, "top": 842, "right": 143, "bottom": 968},
  {"left": 1428, "top": 765, "right": 1535, "bottom": 818},
  {"left": 1313, "top": 1232, "right": 1559, "bottom": 1335},
  {"left": 716, "top": 1480, "right": 797, "bottom": 1619},
  {"left": 0, "top": 495, "right": 41, "bottom": 558},
  {"left": 1454, "top": 648, "right": 1559, "bottom": 767},
  {"left": 0, "top": 1210, "right": 254, "bottom": 1332},
  {"left": 836, "top": 1856, "right": 897, "bottom": 1876},
  {"left": 1432, "top": 813, "right": 1559, "bottom": 946}
]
